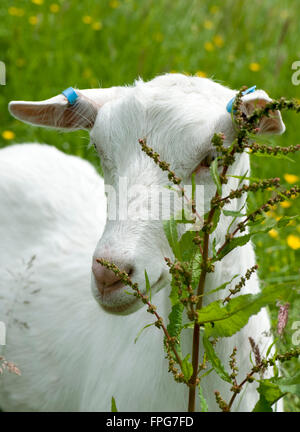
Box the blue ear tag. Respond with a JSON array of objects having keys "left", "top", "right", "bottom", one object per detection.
[
  {"left": 62, "top": 87, "right": 78, "bottom": 105},
  {"left": 226, "top": 85, "right": 256, "bottom": 113}
]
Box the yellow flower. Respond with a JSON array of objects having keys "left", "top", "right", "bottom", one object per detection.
[
  {"left": 249, "top": 62, "right": 261, "bottom": 72},
  {"left": 213, "top": 34, "right": 224, "bottom": 47},
  {"left": 204, "top": 20, "right": 213, "bottom": 29},
  {"left": 196, "top": 71, "right": 207, "bottom": 78},
  {"left": 210, "top": 5, "right": 219, "bottom": 14},
  {"left": 284, "top": 173, "right": 299, "bottom": 184},
  {"left": 280, "top": 201, "right": 291, "bottom": 209},
  {"left": 265, "top": 210, "right": 275, "bottom": 218},
  {"left": 269, "top": 229, "right": 278, "bottom": 239},
  {"left": 8, "top": 7, "right": 24, "bottom": 16},
  {"left": 32, "top": 0, "right": 43, "bottom": 4},
  {"left": 109, "top": 0, "right": 120, "bottom": 8},
  {"left": 92, "top": 21, "right": 103, "bottom": 31},
  {"left": 50, "top": 4, "right": 60, "bottom": 13},
  {"left": 2, "top": 130, "right": 15, "bottom": 140},
  {"left": 29, "top": 16, "right": 38, "bottom": 25},
  {"left": 287, "top": 234, "right": 300, "bottom": 250},
  {"left": 82, "top": 16, "right": 92, "bottom": 24},
  {"left": 204, "top": 41, "right": 214, "bottom": 52},
  {"left": 83, "top": 68, "right": 92, "bottom": 79},
  {"left": 8, "top": 7, "right": 18, "bottom": 15}
]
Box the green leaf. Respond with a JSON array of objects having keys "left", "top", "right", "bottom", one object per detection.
[
  {"left": 226, "top": 203, "right": 246, "bottom": 235},
  {"left": 237, "top": 169, "right": 249, "bottom": 183},
  {"left": 218, "top": 217, "right": 287, "bottom": 260},
  {"left": 253, "top": 380, "right": 284, "bottom": 412},
  {"left": 223, "top": 209, "right": 246, "bottom": 217},
  {"left": 273, "top": 371, "right": 300, "bottom": 397},
  {"left": 252, "top": 394, "right": 273, "bottom": 412},
  {"left": 198, "top": 284, "right": 288, "bottom": 338},
  {"left": 228, "top": 174, "right": 259, "bottom": 182},
  {"left": 211, "top": 208, "right": 221, "bottom": 233},
  {"left": 217, "top": 233, "right": 252, "bottom": 260},
  {"left": 169, "top": 278, "right": 181, "bottom": 306},
  {"left": 167, "top": 281, "right": 184, "bottom": 358},
  {"left": 202, "top": 208, "right": 221, "bottom": 234},
  {"left": 202, "top": 274, "right": 239, "bottom": 298},
  {"left": 178, "top": 230, "right": 199, "bottom": 262},
  {"left": 247, "top": 216, "right": 266, "bottom": 227},
  {"left": 144, "top": 270, "right": 151, "bottom": 302},
  {"left": 266, "top": 338, "right": 278, "bottom": 358},
  {"left": 249, "top": 151, "right": 295, "bottom": 163},
  {"left": 181, "top": 354, "right": 193, "bottom": 381},
  {"left": 236, "top": 170, "right": 250, "bottom": 186},
  {"left": 111, "top": 396, "right": 118, "bottom": 412},
  {"left": 212, "top": 237, "right": 217, "bottom": 259},
  {"left": 210, "top": 157, "right": 222, "bottom": 195},
  {"left": 163, "top": 218, "right": 181, "bottom": 260},
  {"left": 277, "top": 215, "right": 299, "bottom": 228},
  {"left": 178, "top": 230, "right": 202, "bottom": 292},
  {"left": 219, "top": 212, "right": 299, "bottom": 261},
  {"left": 203, "top": 334, "right": 232, "bottom": 383},
  {"left": 191, "top": 172, "right": 196, "bottom": 202},
  {"left": 134, "top": 322, "right": 155, "bottom": 344},
  {"left": 198, "top": 385, "right": 208, "bottom": 412},
  {"left": 167, "top": 302, "right": 184, "bottom": 358},
  {"left": 199, "top": 367, "right": 214, "bottom": 380}
]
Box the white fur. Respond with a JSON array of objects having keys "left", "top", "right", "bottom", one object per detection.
[{"left": 0, "top": 74, "right": 285, "bottom": 411}]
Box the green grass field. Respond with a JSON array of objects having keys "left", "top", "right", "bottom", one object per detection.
[{"left": 0, "top": 0, "right": 299, "bottom": 411}]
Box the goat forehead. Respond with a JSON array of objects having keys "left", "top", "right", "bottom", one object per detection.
[{"left": 91, "top": 75, "right": 235, "bottom": 170}]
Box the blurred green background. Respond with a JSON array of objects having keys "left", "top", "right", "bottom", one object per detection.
[{"left": 0, "top": 0, "right": 299, "bottom": 411}]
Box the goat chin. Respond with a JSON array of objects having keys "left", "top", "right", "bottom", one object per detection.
[{"left": 0, "top": 144, "right": 282, "bottom": 412}]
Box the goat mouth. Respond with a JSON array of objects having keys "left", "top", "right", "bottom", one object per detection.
[
  {"left": 100, "top": 296, "right": 140, "bottom": 315},
  {"left": 97, "top": 280, "right": 125, "bottom": 296},
  {"left": 95, "top": 273, "right": 166, "bottom": 315}
]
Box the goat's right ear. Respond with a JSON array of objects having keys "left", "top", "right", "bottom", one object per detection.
[
  {"left": 240, "top": 90, "right": 286, "bottom": 135},
  {"left": 8, "top": 91, "right": 99, "bottom": 130}
]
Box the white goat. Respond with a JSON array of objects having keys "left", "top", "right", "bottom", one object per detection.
[{"left": 0, "top": 74, "right": 285, "bottom": 411}]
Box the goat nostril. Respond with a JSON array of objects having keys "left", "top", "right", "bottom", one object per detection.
[{"left": 92, "top": 258, "right": 134, "bottom": 294}]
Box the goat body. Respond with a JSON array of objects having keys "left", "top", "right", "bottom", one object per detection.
[
  {"left": 0, "top": 144, "right": 276, "bottom": 412},
  {"left": 0, "top": 75, "right": 285, "bottom": 411}
]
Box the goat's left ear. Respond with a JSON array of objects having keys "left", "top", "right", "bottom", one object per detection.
[{"left": 240, "top": 89, "right": 286, "bottom": 135}]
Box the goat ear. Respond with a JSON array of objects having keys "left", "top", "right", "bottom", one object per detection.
[
  {"left": 8, "top": 91, "right": 98, "bottom": 130},
  {"left": 240, "top": 90, "right": 285, "bottom": 135}
]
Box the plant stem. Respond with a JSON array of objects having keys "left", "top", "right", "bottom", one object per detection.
[
  {"left": 188, "top": 220, "right": 212, "bottom": 410},
  {"left": 187, "top": 154, "right": 233, "bottom": 412},
  {"left": 188, "top": 322, "right": 200, "bottom": 411}
]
